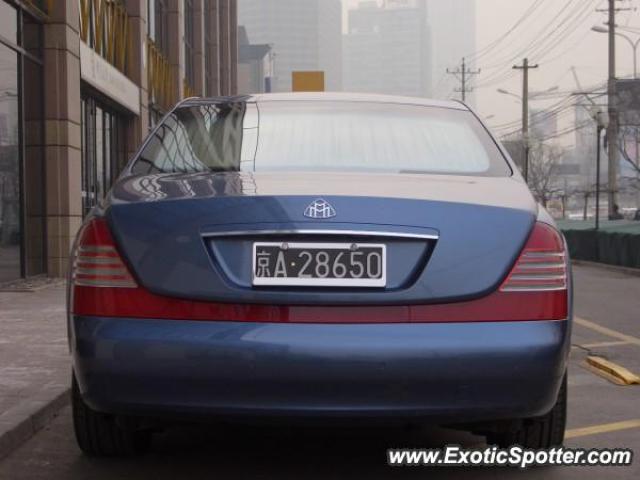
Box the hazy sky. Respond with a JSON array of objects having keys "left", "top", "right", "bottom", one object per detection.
[{"left": 342, "top": 0, "right": 639, "bottom": 142}]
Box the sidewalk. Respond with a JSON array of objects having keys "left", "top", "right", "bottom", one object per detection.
[{"left": 0, "top": 282, "right": 69, "bottom": 459}]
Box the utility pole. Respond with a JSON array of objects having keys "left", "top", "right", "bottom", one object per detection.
[
  {"left": 594, "top": 1, "right": 634, "bottom": 217},
  {"left": 447, "top": 57, "right": 481, "bottom": 102},
  {"left": 513, "top": 58, "right": 539, "bottom": 182},
  {"left": 596, "top": 119, "right": 605, "bottom": 231},
  {"left": 596, "top": 0, "right": 634, "bottom": 217},
  {"left": 606, "top": 0, "right": 618, "bottom": 219}
]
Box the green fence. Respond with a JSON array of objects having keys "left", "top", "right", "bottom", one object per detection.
[{"left": 558, "top": 221, "right": 640, "bottom": 269}]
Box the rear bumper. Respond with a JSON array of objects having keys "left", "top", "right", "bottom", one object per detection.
[{"left": 71, "top": 316, "right": 570, "bottom": 423}]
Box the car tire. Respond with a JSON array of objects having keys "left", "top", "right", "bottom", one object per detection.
[
  {"left": 72, "top": 374, "right": 151, "bottom": 457},
  {"left": 485, "top": 373, "right": 567, "bottom": 449}
]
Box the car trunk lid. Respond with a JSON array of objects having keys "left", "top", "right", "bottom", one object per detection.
[{"left": 106, "top": 171, "right": 537, "bottom": 305}]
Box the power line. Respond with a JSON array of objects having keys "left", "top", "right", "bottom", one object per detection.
[
  {"left": 480, "top": 0, "right": 584, "bottom": 70},
  {"left": 465, "top": 0, "right": 551, "bottom": 62},
  {"left": 472, "top": 0, "right": 598, "bottom": 89},
  {"left": 525, "top": 0, "right": 600, "bottom": 62},
  {"left": 491, "top": 92, "right": 583, "bottom": 133},
  {"left": 492, "top": 76, "right": 627, "bottom": 133}
]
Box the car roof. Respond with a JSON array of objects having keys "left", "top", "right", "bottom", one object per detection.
[{"left": 179, "top": 92, "right": 469, "bottom": 111}]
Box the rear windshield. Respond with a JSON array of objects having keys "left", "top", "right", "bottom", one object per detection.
[{"left": 132, "top": 101, "right": 511, "bottom": 177}]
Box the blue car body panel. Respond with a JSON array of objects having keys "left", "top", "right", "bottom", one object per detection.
[{"left": 72, "top": 316, "right": 570, "bottom": 422}]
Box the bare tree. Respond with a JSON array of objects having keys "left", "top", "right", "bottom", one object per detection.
[
  {"left": 571, "top": 183, "right": 594, "bottom": 221},
  {"left": 527, "top": 142, "right": 565, "bottom": 207}
]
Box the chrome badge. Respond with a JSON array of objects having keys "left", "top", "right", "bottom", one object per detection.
[{"left": 304, "top": 199, "right": 337, "bottom": 219}]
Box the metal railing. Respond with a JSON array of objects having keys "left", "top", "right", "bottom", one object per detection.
[
  {"left": 147, "top": 37, "right": 176, "bottom": 111},
  {"left": 79, "top": 0, "right": 129, "bottom": 73},
  {"left": 183, "top": 78, "right": 196, "bottom": 98}
]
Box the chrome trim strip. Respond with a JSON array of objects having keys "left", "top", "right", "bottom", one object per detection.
[
  {"left": 514, "top": 262, "right": 565, "bottom": 270},
  {"left": 508, "top": 274, "right": 566, "bottom": 281},
  {"left": 75, "top": 256, "right": 124, "bottom": 265},
  {"left": 500, "top": 285, "right": 568, "bottom": 292},
  {"left": 73, "top": 279, "right": 137, "bottom": 288},
  {"left": 74, "top": 267, "right": 127, "bottom": 276},
  {"left": 522, "top": 252, "right": 565, "bottom": 259},
  {"left": 202, "top": 229, "right": 439, "bottom": 240},
  {"left": 78, "top": 246, "right": 117, "bottom": 254}
]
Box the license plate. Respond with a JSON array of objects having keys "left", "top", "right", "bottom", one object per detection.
[{"left": 252, "top": 242, "right": 386, "bottom": 287}]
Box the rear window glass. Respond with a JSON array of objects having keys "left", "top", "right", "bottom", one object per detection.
[{"left": 132, "top": 101, "right": 511, "bottom": 177}]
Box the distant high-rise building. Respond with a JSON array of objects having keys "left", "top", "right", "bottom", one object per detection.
[
  {"left": 238, "top": 0, "right": 342, "bottom": 92},
  {"left": 426, "top": 0, "right": 476, "bottom": 103},
  {"left": 530, "top": 109, "right": 558, "bottom": 141},
  {"left": 344, "top": 0, "right": 432, "bottom": 98}
]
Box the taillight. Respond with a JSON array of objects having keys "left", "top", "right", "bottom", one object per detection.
[
  {"left": 72, "top": 218, "right": 137, "bottom": 288},
  {"left": 500, "top": 222, "right": 567, "bottom": 292}
]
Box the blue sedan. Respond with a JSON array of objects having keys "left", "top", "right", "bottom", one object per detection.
[{"left": 68, "top": 93, "right": 571, "bottom": 456}]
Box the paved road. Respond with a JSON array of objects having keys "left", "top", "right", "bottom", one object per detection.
[{"left": 1, "top": 264, "right": 638, "bottom": 479}]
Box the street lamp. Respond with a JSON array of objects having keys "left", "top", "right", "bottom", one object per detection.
[
  {"left": 591, "top": 107, "right": 610, "bottom": 231},
  {"left": 592, "top": 25, "right": 640, "bottom": 78}
]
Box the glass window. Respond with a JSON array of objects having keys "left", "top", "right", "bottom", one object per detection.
[
  {"left": 95, "top": 106, "right": 104, "bottom": 200},
  {"left": 22, "top": 10, "right": 42, "bottom": 59},
  {"left": 133, "top": 102, "right": 511, "bottom": 177},
  {"left": 184, "top": 0, "right": 195, "bottom": 89},
  {"left": 204, "top": 1, "right": 214, "bottom": 96},
  {"left": 0, "top": 2, "right": 17, "bottom": 44},
  {"left": 0, "top": 43, "right": 20, "bottom": 282},
  {"left": 81, "top": 97, "right": 127, "bottom": 215},
  {"left": 135, "top": 103, "right": 247, "bottom": 175},
  {"left": 104, "top": 111, "right": 112, "bottom": 189},
  {"left": 149, "top": 0, "right": 169, "bottom": 55},
  {"left": 0, "top": 6, "right": 45, "bottom": 280},
  {"left": 23, "top": 55, "right": 45, "bottom": 276}
]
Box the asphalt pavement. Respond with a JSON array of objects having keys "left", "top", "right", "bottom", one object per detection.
[{"left": 0, "top": 263, "right": 638, "bottom": 479}]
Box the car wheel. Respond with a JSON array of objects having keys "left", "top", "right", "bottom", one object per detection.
[
  {"left": 72, "top": 374, "right": 151, "bottom": 457},
  {"left": 485, "top": 373, "right": 567, "bottom": 449}
]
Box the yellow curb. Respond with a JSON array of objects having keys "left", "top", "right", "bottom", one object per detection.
[
  {"left": 586, "top": 356, "right": 640, "bottom": 386},
  {"left": 566, "top": 419, "right": 640, "bottom": 439},
  {"left": 582, "top": 362, "right": 628, "bottom": 386}
]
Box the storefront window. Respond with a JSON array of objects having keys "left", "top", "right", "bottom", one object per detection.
[
  {"left": 0, "top": 1, "right": 44, "bottom": 282},
  {"left": 23, "top": 56, "right": 45, "bottom": 276},
  {"left": 0, "top": 43, "right": 20, "bottom": 282},
  {"left": 81, "top": 96, "right": 127, "bottom": 216}
]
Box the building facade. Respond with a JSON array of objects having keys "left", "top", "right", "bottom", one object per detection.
[
  {"left": 238, "top": 0, "right": 342, "bottom": 93},
  {"left": 530, "top": 108, "right": 559, "bottom": 142},
  {"left": 237, "top": 26, "right": 273, "bottom": 94},
  {"left": 0, "top": 0, "right": 237, "bottom": 282},
  {"left": 343, "top": 0, "right": 432, "bottom": 98}
]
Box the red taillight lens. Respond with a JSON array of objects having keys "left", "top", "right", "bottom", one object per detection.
[
  {"left": 500, "top": 222, "right": 567, "bottom": 292},
  {"left": 72, "top": 218, "right": 137, "bottom": 288}
]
